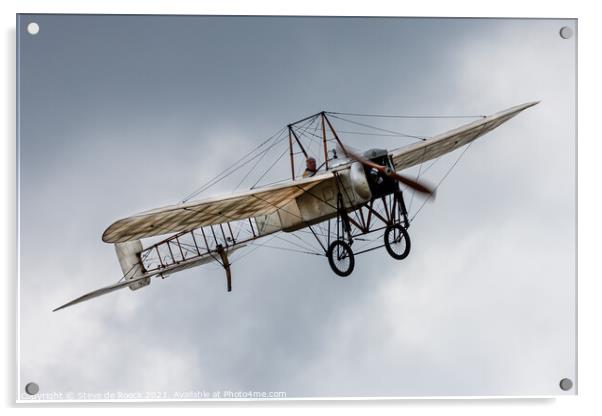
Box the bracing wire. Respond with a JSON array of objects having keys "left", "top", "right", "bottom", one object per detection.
[
  {"left": 327, "top": 114, "right": 427, "bottom": 141},
  {"left": 234, "top": 127, "right": 288, "bottom": 191},
  {"left": 409, "top": 142, "right": 474, "bottom": 222},
  {"left": 250, "top": 145, "right": 289, "bottom": 189},
  {"left": 180, "top": 126, "right": 287, "bottom": 203},
  {"left": 326, "top": 111, "right": 486, "bottom": 119},
  {"left": 228, "top": 234, "right": 278, "bottom": 265}
]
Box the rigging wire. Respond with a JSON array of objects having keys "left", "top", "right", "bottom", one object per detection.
[
  {"left": 327, "top": 114, "right": 427, "bottom": 141},
  {"left": 326, "top": 111, "right": 486, "bottom": 119},
  {"left": 228, "top": 234, "right": 278, "bottom": 265},
  {"left": 244, "top": 242, "right": 323, "bottom": 257},
  {"left": 184, "top": 136, "right": 286, "bottom": 200},
  {"left": 250, "top": 145, "right": 290, "bottom": 189},
  {"left": 331, "top": 130, "right": 430, "bottom": 138},
  {"left": 291, "top": 116, "right": 321, "bottom": 172},
  {"left": 274, "top": 234, "right": 322, "bottom": 255},
  {"left": 421, "top": 154, "right": 443, "bottom": 175},
  {"left": 294, "top": 116, "right": 323, "bottom": 159},
  {"left": 233, "top": 127, "right": 288, "bottom": 191},
  {"left": 407, "top": 147, "right": 428, "bottom": 214},
  {"left": 409, "top": 142, "right": 474, "bottom": 222},
  {"left": 180, "top": 126, "right": 287, "bottom": 202}
]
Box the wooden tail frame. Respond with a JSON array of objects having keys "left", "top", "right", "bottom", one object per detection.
[
  {"left": 137, "top": 217, "right": 273, "bottom": 292},
  {"left": 287, "top": 111, "right": 345, "bottom": 180}
]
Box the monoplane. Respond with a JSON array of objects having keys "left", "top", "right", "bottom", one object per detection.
[{"left": 54, "top": 102, "right": 538, "bottom": 311}]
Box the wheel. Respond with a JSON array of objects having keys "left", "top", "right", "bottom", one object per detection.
[
  {"left": 327, "top": 240, "right": 355, "bottom": 277},
  {"left": 384, "top": 224, "right": 411, "bottom": 260}
]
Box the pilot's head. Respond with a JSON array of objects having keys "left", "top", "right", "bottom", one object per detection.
[{"left": 306, "top": 157, "right": 317, "bottom": 172}]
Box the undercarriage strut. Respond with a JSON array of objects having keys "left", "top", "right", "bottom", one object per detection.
[{"left": 216, "top": 244, "right": 232, "bottom": 292}]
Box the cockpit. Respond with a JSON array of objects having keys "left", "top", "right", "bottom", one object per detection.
[{"left": 362, "top": 148, "right": 398, "bottom": 198}]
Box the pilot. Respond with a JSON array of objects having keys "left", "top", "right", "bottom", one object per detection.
[{"left": 303, "top": 157, "right": 317, "bottom": 178}]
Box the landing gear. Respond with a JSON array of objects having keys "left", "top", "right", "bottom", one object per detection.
[
  {"left": 327, "top": 240, "right": 355, "bottom": 277},
  {"left": 384, "top": 224, "right": 411, "bottom": 260},
  {"left": 318, "top": 175, "right": 412, "bottom": 276},
  {"left": 216, "top": 244, "right": 232, "bottom": 292}
]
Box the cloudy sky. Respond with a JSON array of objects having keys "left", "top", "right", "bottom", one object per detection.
[{"left": 17, "top": 15, "right": 576, "bottom": 399}]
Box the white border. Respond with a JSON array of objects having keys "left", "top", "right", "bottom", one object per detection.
[{"left": 3, "top": 0, "right": 600, "bottom": 414}]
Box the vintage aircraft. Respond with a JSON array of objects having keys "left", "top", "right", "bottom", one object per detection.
[{"left": 54, "top": 101, "right": 538, "bottom": 311}]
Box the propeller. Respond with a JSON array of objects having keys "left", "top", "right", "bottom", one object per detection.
[{"left": 337, "top": 144, "right": 436, "bottom": 197}]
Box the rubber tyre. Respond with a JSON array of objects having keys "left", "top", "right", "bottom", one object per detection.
[
  {"left": 384, "top": 224, "right": 411, "bottom": 260},
  {"left": 327, "top": 240, "right": 355, "bottom": 277}
]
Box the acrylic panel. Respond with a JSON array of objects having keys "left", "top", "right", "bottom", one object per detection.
[{"left": 17, "top": 15, "right": 576, "bottom": 400}]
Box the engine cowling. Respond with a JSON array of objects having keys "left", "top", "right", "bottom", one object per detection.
[{"left": 349, "top": 161, "right": 372, "bottom": 201}]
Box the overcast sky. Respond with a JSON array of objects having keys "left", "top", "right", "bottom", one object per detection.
[{"left": 17, "top": 15, "right": 576, "bottom": 399}]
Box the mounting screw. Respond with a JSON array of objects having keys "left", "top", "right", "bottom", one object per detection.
[
  {"left": 559, "top": 26, "right": 573, "bottom": 39},
  {"left": 559, "top": 378, "right": 573, "bottom": 391},
  {"left": 25, "top": 382, "right": 39, "bottom": 395},
  {"left": 27, "top": 22, "right": 40, "bottom": 35}
]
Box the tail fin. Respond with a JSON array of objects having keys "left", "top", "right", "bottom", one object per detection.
[{"left": 115, "top": 240, "right": 149, "bottom": 291}]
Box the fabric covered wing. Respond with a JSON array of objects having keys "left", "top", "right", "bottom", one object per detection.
[
  {"left": 391, "top": 101, "right": 539, "bottom": 171},
  {"left": 102, "top": 173, "right": 333, "bottom": 243}
]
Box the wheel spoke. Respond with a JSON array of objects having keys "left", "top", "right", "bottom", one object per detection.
[
  {"left": 327, "top": 240, "right": 355, "bottom": 277},
  {"left": 384, "top": 224, "right": 411, "bottom": 260}
]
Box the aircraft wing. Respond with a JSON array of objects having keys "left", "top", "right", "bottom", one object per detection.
[
  {"left": 390, "top": 101, "right": 539, "bottom": 171},
  {"left": 102, "top": 172, "right": 334, "bottom": 243}
]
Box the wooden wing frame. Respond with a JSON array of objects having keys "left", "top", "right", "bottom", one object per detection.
[{"left": 102, "top": 172, "right": 334, "bottom": 243}]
